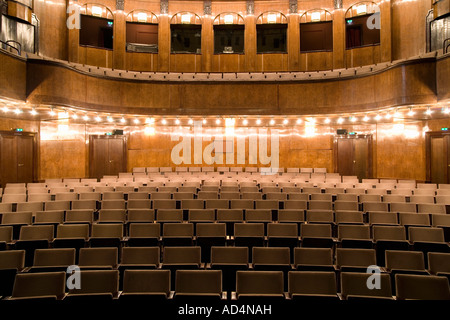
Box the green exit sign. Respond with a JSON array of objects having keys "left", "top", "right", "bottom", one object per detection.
[
  {"left": 349, "top": 132, "right": 357, "bottom": 135},
  {"left": 105, "top": 132, "right": 113, "bottom": 136},
  {"left": 442, "top": 128, "right": 449, "bottom": 131},
  {"left": 14, "top": 128, "right": 23, "bottom": 132}
]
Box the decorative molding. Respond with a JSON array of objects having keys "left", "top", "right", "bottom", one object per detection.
[
  {"left": 334, "top": 0, "right": 343, "bottom": 9},
  {"left": 246, "top": 0, "right": 254, "bottom": 15},
  {"left": 160, "top": 0, "right": 168, "bottom": 14},
  {"left": 116, "top": 0, "right": 124, "bottom": 11},
  {"left": 289, "top": 0, "right": 297, "bottom": 14},
  {"left": 204, "top": 0, "right": 211, "bottom": 15}
]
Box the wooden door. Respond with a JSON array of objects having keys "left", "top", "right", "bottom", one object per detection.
[
  {"left": 16, "top": 135, "right": 34, "bottom": 183},
  {"left": 89, "top": 135, "right": 127, "bottom": 179},
  {"left": 334, "top": 135, "right": 373, "bottom": 180},
  {"left": 0, "top": 132, "right": 36, "bottom": 187},
  {"left": 427, "top": 132, "right": 450, "bottom": 184}
]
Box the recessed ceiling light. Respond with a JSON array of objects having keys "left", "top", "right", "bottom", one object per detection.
[
  {"left": 256, "top": 119, "right": 261, "bottom": 125},
  {"left": 95, "top": 115, "right": 101, "bottom": 122},
  {"left": 202, "top": 119, "right": 207, "bottom": 124},
  {"left": 49, "top": 109, "right": 56, "bottom": 116},
  {"left": 283, "top": 119, "right": 288, "bottom": 125},
  {"left": 425, "top": 107, "right": 433, "bottom": 115},
  {"left": 134, "top": 118, "right": 140, "bottom": 124},
  {"left": 72, "top": 113, "right": 78, "bottom": 119},
  {"left": 242, "top": 119, "right": 248, "bottom": 125},
  {"left": 408, "top": 108, "right": 415, "bottom": 116},
  {"left": 188, "top": 119, "right": 193, "bottom": 125},
  {"left": 337, "top": 117, "right": 344, "bottom": 124},
  {"left": 350, "top": 116, "right": 357, "bottom": 122},
  {"left": 324, "top": 118, "right": 331, "bottom": 124},
  {"left": 83, "top": 115, "right": 89, "bottom": 121},
  {"left": 2, "top": 107, "right": 9, "bottom": 113},
  {"left": 363, "top": 115, "right": 370, "bottom": 122},
  {"left": 296, "top": 118, "right": 302, "bottom": 124},
  {"left": 120, "top": 117, "right": 126, "bottom": 123},
  {"left": 30, "top": 108, "right": 38, "bottom": 116},
  {"left": 175, "top": 119, "right": 180, "bottom": 125},
  {"left": 269, "top": 119, "right": 275, "bottom": 125},
  {"left": 216, "top": 118, "right": 221, "bottom": 125},
  {"left": 14, "top": 108, "right": 22, "bottom": 115},
  {"left": 443, "top": 107, "right": 450, "bottom": 115},
  {"left": 375, "top": 114, "right": 382, "bottom": 121},
  {"left": 161, "top": 119, "right": 167, "bottom": 125}
]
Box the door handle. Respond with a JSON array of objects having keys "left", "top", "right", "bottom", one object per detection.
[{"left": 18, "top": 163, "right": 24, "bottom": 167}]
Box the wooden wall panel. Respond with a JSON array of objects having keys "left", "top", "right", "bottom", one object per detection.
[
  {"left": 23, "top": 56, "right": 440, "bottom": 116},
  {"left": 0, "top": 53, "right": 26, "bottom": 100},
  {"left": 33, "top": 0, "right": 68, "bottom": 60},
  {"left": 0, "top": 116, "right": 447, "bottom": 181}
]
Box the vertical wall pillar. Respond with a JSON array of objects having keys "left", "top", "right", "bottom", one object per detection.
[
  {"left": 67, "top": 0, "right": 79, "bottom": 63},
  {"left": 113, "top": 0, "right": 125, "bottom": 70},
  {"left": 380, "top": 0, "right": 392, "bottom": 62},
  {"left": 288, "top": 0, "right": 299, "bottom": 71},
  {"left": 201, "top": 0, "right": 213, "bottom": 72},
  {"left": 245, "top": 0, "right": 256, "bottom": 71},
  {"left": 158, "top": 0, "right": 170, "bottom": 72},
  {"left": 333, "top": 0, "right": 345, "bottom": 69}
]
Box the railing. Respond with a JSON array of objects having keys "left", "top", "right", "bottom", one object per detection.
[
  {"left": 0, "top": 40, "right": 21, "bottom": 55},
  {"left": 444, "top": 38, "right": 450, "bottom": 54}
]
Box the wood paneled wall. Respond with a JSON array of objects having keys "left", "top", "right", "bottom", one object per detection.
[
  {"left": 2, "top": 117, "right": 450, "bottom": 182},
  {"left": 24, "top": 55, "right": 440, "bottom": 116},
  {"left": 57, "top": 0, "right": 401, "bottom": 72}
]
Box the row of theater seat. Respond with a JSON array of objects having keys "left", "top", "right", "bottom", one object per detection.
[
  {"left": 1, "top": 248, "right": 450, "bottom": 300},
  {"left": 1, "top": 223, "right": 449, "bottom": 267}
]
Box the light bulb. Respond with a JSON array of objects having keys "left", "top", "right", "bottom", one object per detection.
[
  {"left": 216, "top": 119, "right": 221, "bottom": 125},
  {"left": 296, "top": 118, "right": 302, "bottom": 124},
  {"left": 83, "top": 115, "right": 89, "bottom": 121},
  {"left": 256, "top": 119, "right": 261, "bottom": 125},
  {"left": 30, "top": 109, "right": 38, "bottom": 116},
  {"left": 242, "top": 119, "right": 248, "bottom": 125},
  {"left": 269, "top": 119, "right": 275, "bottom": 125},
  {"left": 363, "top": 115, "right": 370, "bottom": 122},
  {"left": 134, "top": 118, "right": 140, "bottom": 124},
  {"left": 161, "top": 119, "right": 167, "bottom": 125},
  {"left": 175, "top": 119, "right": 180, "bottom": 125},
  {"left": 283, "top": 119, "right": 288, "bottom": 125},
  {"left": 337, "top": 117, "right": 344, "bottom": 124},
  {"left": 324, "top": 118, "right": 331, "bottom": 124},
  {"left": 95, "top": 116, "right": 101, "bottom": 122},
  {"left": 120, "top": 117, "right": 126, "bottom": 123}
]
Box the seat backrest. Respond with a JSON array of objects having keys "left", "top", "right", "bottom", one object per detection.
[
  {"left": 33, "top": 248, "right": 76, "bottom": 267},
  {"left": 284, "top": 200, "right": 307, "bottom": 210},
  {"left": 428, "top": 252, "right": 450, "bottom": 274},
  {"left": 390, "top": 202, "right": 416, "bottom": 213},
  {"left": 417, "top": 204, "right": 445, "bottom": 214},
  {"left": 188, "top": 209, "right": 215, "bottom": 222},
  {"left": 300, "top": 224, "right": 332, "bottom": 238},
  {"left": 12, "top": 272, "right": 66, "bottom": 299},
  {"left": 79, "top": 248, "right": 118, "bottom": 267},
  {"left": 341, "top": 272, "right": 392, "bottom": 299},
  {"left": 211, "top": 247, "right": 248, "bottom": 264},
  {"left": 372, "top": 225, "right": 406, "bottom": 241},
  {"left": 288, "top": 271, "right": 336, "bottom": 296},
  {"left": 57, "top": 224, "right": 89, "bottom": 239},
  {"left": 369, "top": 212, "right": 398, "bottom": 225},
  {"left": 196, "top": 223, "right": 226, "bottom": 237},
  {"left": 335, "top": 211, "right": 364, "bottom": 224},
  {"left": 334, "top": 201, "right": 359, "bottom": 212},
  {"left": 35, "top": 211, "right": 64, "bottom": 224},
  {"left": 408, "top": 227, "right": 445, "bottom": 243},
  {"left": 234, "top": 223, "right": 265, "bottom": 237},
  {"left": 253, "top": 247, "right": 290, "bottom": 265},
  {"left": 385, "top": 250, "right": 425, "bottom": 271},
  {"left": 216, "top": 209, "right": 244, "bottom": 221},
  {"left": 0, "top": 250, "right": 25, "bottom": 270},
  {"left": 338, "top": 225, "right": 371, "bottom": 240},
  {"left": 129, "top": 223, "right": 160, "bottom": 238},
  {"left": 246, "top": 209, "right": 272, "bottom": 222},
  {"left": 123, "top": 270, "right": 170, "bottom": 295},
  {"left": 267, "top": 223, "right": 298, "bottom": 237},
  {"left": 0, "top": 226, "right": 13, "bottom": 242},
  {"left": 1, "top": 212, "right": 32, "bottom": 225},
  {"left": 294, "top": 248, "right": 333, "bottom": 266},
  {"left": 16, "top": 202, "right": 44, "bottom": 213},
  {"left": 399, "top": 213, "right": 430, "bottom": 226},
  {"left": 69, "top": 270, "right": 119, "bottom": 295},
  {"left": 236, "top": 271, "right": 284, "bottom": 296},
  {"left": 163, "top": 223, "right": 194, "bottom": 237},
  {"left": 121, "top": 247, "right": 160, "bottom": 265},
  {"left": 91, "top": 224, "right": 123, "bottom": 238},
  {"left": 19, "top": 225, "right": 54, "bottom": 241},
  {"left": 156, "top": 209, "right": 183, "bottom": 222},
  {"left": 175, "top": 270, "right": 222, "bottom": 295},
  {"left": 336, "top": 248, "right": 376, "bottom": 268},
  {"left": 395, "top": 274, "right": 450, "bottom": 300},
  {"left": 163, "top": 247, "right": 201, "bottom": 265}
]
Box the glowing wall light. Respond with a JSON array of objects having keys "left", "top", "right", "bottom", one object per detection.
[
  {"left": 356, "top": 4, "right": 367, "bottom": 15},
  {"left": 224, "top": 14, "right": 233, "bottom": 24},
  {"left": 144, "top": 126, "right": 155, "bottom": 135},
  {"left": 92, "top": 6, "right": 102, "bottom": 17},
  {"left": 311, "top": 11, "right": 321, "bottom": 22},
  {"left": 137, "top": 12, "right": 147, "bottom": 22},
  {"left": 267, "top": 13, "right": 277, "bottom": 24},
  {"left": 181, "top": 13, "right": 191, "bottom": 24}
]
